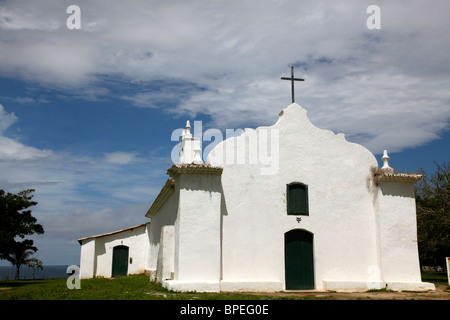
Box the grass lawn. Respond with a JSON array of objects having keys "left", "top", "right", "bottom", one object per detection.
[
  {"left": 0, "top": 274, "right": 273, "bottom": 300},
  {"left": 0, "top": 272, "right": 448, "bottom": 300},
  {"left": 421, "top": 271, "right": 449, "bottom": 287}
]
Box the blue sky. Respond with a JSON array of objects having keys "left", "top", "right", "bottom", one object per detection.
[{"left": 0, "top": 0, "right": 449, "bottom": 266}]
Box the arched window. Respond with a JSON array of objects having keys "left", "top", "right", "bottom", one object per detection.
[{"left": 287, "top": 182, "right": 309, "bottom": 216}]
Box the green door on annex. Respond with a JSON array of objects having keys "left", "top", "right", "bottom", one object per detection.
[{"left": 112, "top": 245, "right": 129, "bottom": 277}]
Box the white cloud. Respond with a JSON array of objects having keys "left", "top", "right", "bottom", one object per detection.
[
  {"left": 0, "top": 138, "right": 165, "bottom": 265},
  {"left": 103, "top": 151, "right": 143, "bottom": 165},
  {"left": 0, "top": 6, "right": 59, "bottom": 31},
  {"left": 0, "top": 1, "right": 449, "bottom": 153},
  {"left": 0, "top": 136, "right": 53, "bottom": 161},
  {"left": 40, "top": 203, "right": 150, "bottom": 241},
  {"left": 0, "top": 104, "right": 18, "bottom": 133},
  {"left": 0, "top": 104, "right": 53, "bottom": 160},
  {"left": 0, "top": 105, "right": 163, "bottom": 236}
]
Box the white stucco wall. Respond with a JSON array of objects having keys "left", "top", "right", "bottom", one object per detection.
[
  {"left": 146, "top": 187, "right": 178, "bottom": 280},
  {"left": 156, "top": 225, "right": 175, "bottom": 282},
  {"left": 376, "top": 181, "right": 422, "bottom": 283},
  {"left": 79, "top": 238, "right": 96, "bottom": 279},
  {"left": 163, "top": 171, "right": 223, "bottom": 292},
  {"left": 207, "top": 103, "right": 381, "bottom": 291},
  {"left": 79, "top": 223, "right": 149, "bottom": 278}
]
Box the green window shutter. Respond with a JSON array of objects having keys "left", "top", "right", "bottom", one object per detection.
[{"left": 287, "top": 182, "right": 309, "bottom": 216}]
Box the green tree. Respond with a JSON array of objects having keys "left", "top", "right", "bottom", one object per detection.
[
  {"left": 27, "top": 257, "right": 44, "bottom": 280},
  {"left": 415, "top": 161, "right": 450, "bottom": 268},
  {"left": 9, "top": 247, "right": 43, "bottom": 280},
  {"left": 0, "top": 189, "right": 45, "bottom": 279}
]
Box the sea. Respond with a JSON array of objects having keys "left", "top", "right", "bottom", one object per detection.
[{"left": 0, "top": 265, "right": 77, "bottom": 281}]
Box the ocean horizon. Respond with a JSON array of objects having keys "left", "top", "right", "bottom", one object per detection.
[{"left": 0, "top": 265, "right": 78, "bottom": 281}]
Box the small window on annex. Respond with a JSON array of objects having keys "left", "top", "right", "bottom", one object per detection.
[{"left": 287, "top": 182, "right": 309, "bottom": 216}]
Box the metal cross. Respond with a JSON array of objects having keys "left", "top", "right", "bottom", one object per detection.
[{"left": 281, "top": 66, "right": 304, "bottom": 103}]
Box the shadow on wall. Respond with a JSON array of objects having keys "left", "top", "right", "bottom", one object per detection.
[{"left": 379, "top": 182, "right": 415, "bottom": 198}]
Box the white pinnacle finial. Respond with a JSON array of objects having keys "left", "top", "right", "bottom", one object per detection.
[
  {"left": 185, "top": 120, "right": 192, "bottom": 138},
  {"left": 193, "top": 146, "right": 203, "bottom": 164},
  {"left": 381, "top": 150, "right": 394, "bottom": 173}
]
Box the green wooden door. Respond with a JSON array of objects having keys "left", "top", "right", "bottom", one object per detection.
[
  {"left": 112, "top": 245, "right": 129, "bottom": 277},
  {"left": 285, "top": 230, "right": 314, "bottom": 290}
]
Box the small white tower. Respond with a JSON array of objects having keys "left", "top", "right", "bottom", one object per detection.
[
  {"left": 179, "top": 120, "right": 203, "bottom": 164},
  {"left": 380, "top": 150, "right": 394, "bottom": 174}
]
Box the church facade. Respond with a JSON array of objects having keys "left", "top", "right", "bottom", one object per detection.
[{"left": 78, "top": 103, "right": 434, "bottom": 292}]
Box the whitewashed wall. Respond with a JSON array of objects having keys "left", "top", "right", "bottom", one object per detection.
[
  {"left": 146, "top": 188, "right": 178, "bottom": 280},
  {"left": 79, "top": 238, "right": 95, "bottom": 279},
  {"left": 156, "top": 225, "right": 175, "bottom": 282},
  {"left": 79, "top": 224, "right": 149, "bottom": 278},
  {"left": 208, "top": 103, "right": 381, "bottom": 291},
  {"left": 169, "top": 172, "right": 223, "bottom": 292},
  {"left": 375, "top": 180, "right": 434, "bottom": 290}
]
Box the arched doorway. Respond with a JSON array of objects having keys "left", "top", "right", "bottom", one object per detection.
[
  {"left": 112, "top": 245, "right": 129, "bottom": 277},
  {"left": 284, "top": 229, "right": 314, "bottom": 290}
]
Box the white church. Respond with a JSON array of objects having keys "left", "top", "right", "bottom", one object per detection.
[{"left": 78, "top": 101, "right": 435, "bottom": 292}]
